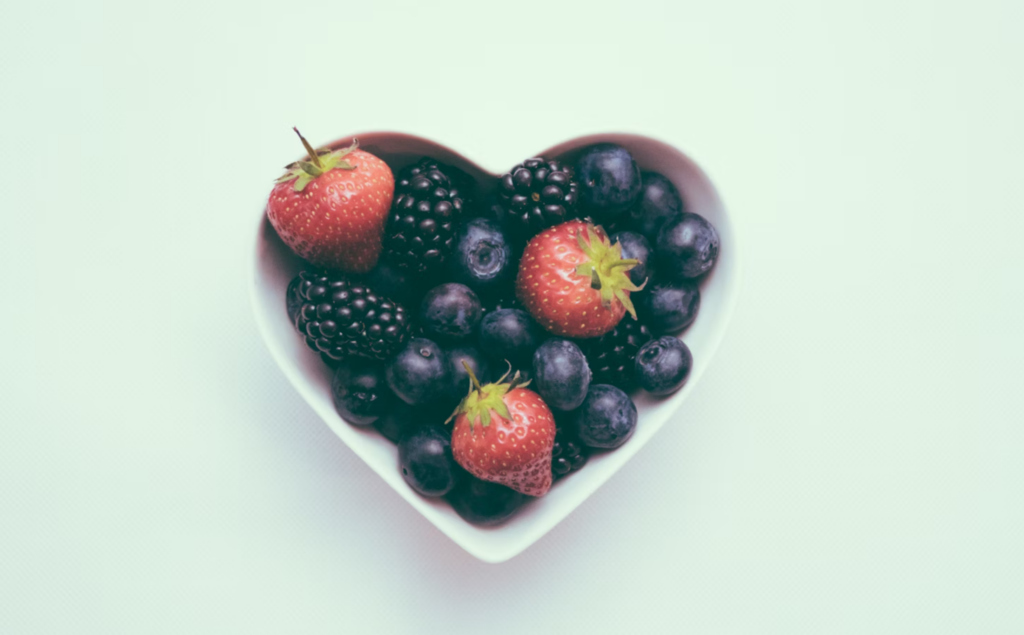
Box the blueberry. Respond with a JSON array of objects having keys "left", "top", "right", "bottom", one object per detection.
[
  {"left": 374, "top": 400, "right": 450, "bottom": 443},
  {"left": 637, "top": 279, "right": 700, "bottom": 335},
  {"left": 656, "top": 213, "right": 720, "bottom": 279},
  {"left": 447, "top": 474, "right": 524, "bottom": 526},
  {"left": 364, "top": 259, "right": 421, "bottom": 306},
  {"left": 446, "top": 345, "right": 492, "bottom": 400},
  {"left": 611, "top": 231, "right": 653, "bottom": 287},
  {"left": 575, "top": 384, "right": 638, "bottom": 449},
  {"left": 373, "top": 401, "right": 415, "bottom": 442},
  {"left": 385, "top": 338, "right": 451, "bottom": 406},
  {"left": 575, "top": 143, "right": 642, "bottom": 219},
  {"left": 398, "top": 425, "right": 459, "bottom": 497},
  {"left": 449, "top": 218, "right": 516, "bottom": 295},
  {"left": 330, "top": 360, "right": 395, "bottom": 426},
  {"left": 628, "top": 172, "right": 684, "bottom": 241},
  {"left": 635, "top": 336, "right": 693, "bottom": 396},
  {"left": 532, "top": 339, "right": 591, "bottom": 411},
  {"left": 478, "top": 308, "right": 545, "bottom": 366},
  {"left": 419, "top": 283, "right": 482, "bottom": 342}
]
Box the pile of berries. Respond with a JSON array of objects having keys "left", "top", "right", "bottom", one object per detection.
[{"left": 267, "top": 131, "right": 719, "bottom": 526}]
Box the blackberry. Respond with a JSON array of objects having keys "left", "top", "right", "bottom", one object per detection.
[
  {"left": 497, "top": 158, "right": 579, "bottom": 240},
  {"left": 406, "top": 157, "right": 476, "bottom": 202},
  {"left": 552, "top": 433, "right": 588, "bottom": 479},
  {"left": 580, "top": 318, "right": 653, "bottom": 391},
  {"left": 289, "top": 271, "right": 412, "bottom": 365},
  {"left": 382, "top": 158, "right": 467, "bottom": 274}
]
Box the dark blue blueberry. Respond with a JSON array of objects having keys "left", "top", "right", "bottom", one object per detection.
[
  {"left": 635, "top": 336, "right": 693, "bottom": 396},
  {"left": 478, "top": 308, "right": 545, "bottom": 366},
  {"left": 330, "top": 360, "right": 395, "bottom": 426},
  {"left": 656, "top": 213, "right": 720, "bottom": 279},
  {"left": 447, "top": 474, "right": 524, "bottom": 526},
  {"left": 374, "top": 400, "right": 451, "bottom": 443},
  {"left": 449, "top": 218, "right": 516, "bottom": 295},
  {"left": 611, "top": 230, "right": 653, "bottom": 287},
  {"left": 385, "top": 338, "right": 451, "bottom": 406},
  {"left": 373, "top": 400, "right": 415, "bottom": 443},
  {"left": 398, "top": 425, "right": 459, "bottom": 497},
  {"left": 364, "top": 259, "right": 422, "bottom": 307},
  {"left": 575, "top": 144, "right": 642, "bottom": 219},
  {"left": 532, "top": 339, "right": 591, "bottom": 411},
  {"left": 419, "top": 283, "right": 482, "bottom": 342},
  {"left": 637, "top": 279, "right": 700, "bottom": 335},
  {"left": 628, "top": 172, "right": 684, "bottom": 241},
  {"left": 446, "top": 345, "right": 492, "bottom": 400},
  {"left": 575, "top": 384, "right": 638, "bottom": 449}
]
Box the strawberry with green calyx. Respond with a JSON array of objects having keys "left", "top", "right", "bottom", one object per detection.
[
  {"left": 516, "top": 219, "right": 646, "bottom": 338},
  {"left": 266, "top": 128, "right": 394, "bottom": 273},
  {"left": 448, "top": 363, "right": 556, "bottom": 497}
]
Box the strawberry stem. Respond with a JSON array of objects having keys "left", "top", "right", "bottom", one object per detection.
[
  {"left": 462, "top": 361, "right": 483, "bottom": 392},
  {"left": 293, "top": 127, "right": 322, "bottom": 169}
]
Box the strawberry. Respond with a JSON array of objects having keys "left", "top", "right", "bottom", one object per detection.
[
  {"left": 516, "top": 220, "right": 645, "bottom": 338},
  {"left": 266, "top": 128, "right": 394, "bottom": 273},
  {"left": 449, "top": 365, "right": 556, "bottom": 497}
]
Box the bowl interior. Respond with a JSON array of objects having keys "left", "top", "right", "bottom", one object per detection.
[{"left": 249, "top": 132, "right": 740, "bottom": 563}]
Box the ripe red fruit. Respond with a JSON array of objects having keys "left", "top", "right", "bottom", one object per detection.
[
  {"left": 516, "top": 220, "right": 645, "bottom": 338},
  {"left": 266, "top": 128, "right": 394, "bottom": 273},
  {"left": 449, "top": 366, "right": 556, "bottom": 497}
]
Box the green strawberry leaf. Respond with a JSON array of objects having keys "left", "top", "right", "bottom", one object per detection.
[
  {"left": 297, "top": 161, "right": 322, "bottom": 176},
  {"left": 572, "top": 224, "right": 646, "bottom": 315},
  {"left": 276, "top": 129, "right": 358, "bottom": 190},
  {"left": 451, "top": 361, "right": 523, "bottom": 432}
]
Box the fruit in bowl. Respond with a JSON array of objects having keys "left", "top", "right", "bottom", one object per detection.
[
  {"left": 251, "top": 130, "right": 737, "bottom": 560},
  {"left": 267, "top": 129, "right": 395, "bottom": 273}
]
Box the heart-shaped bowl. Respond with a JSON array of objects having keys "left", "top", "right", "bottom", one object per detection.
[{"left": 249, "top": 132, "right": 740, "bottom": 562}]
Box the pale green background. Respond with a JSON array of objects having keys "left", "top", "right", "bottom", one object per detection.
[{"left": 1, "top": 0, "right": 1022, "bottom": 633}]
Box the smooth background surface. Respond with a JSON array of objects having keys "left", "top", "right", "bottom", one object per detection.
[{"left": 1, "top": 1, "right": 1022, "bottom": 633}]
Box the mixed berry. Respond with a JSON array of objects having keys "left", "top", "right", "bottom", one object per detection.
[{"left": 267, "top": 132, "right": 720, "bottom": 526}]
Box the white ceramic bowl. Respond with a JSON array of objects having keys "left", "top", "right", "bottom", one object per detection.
[{"left": 249, "top": 132, "right": 740, "bottom": 562}]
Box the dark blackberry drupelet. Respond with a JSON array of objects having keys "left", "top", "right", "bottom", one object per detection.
[
  {"left": 580, "top": 319, "right": 654, "bottom": 391},
  {"left": 290, "top": 271, "right": 412, "bottom": 364},
  {"left": 382, "top": 158, "right": 467, "bottom": 275},
  {"left": 497, "top": 158, "right": 579, "bottom": 240},
  {"left": 551, "top": 433, "right": 589, "bottom": 479}
]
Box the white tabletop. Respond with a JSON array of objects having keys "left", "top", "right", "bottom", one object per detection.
[{"left": 2, "top": 1, "right": 1022, "bottom": 633}]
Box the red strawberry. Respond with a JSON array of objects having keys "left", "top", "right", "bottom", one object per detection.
[
  {"left": 516, "top": 220, "right": 645, "bottom": 338},
  {"left": 266, "top": 128, "right": 394, "bottom": 273},
  {"left": 449, "top": 366, "right": 556, "bottom": 497}
]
